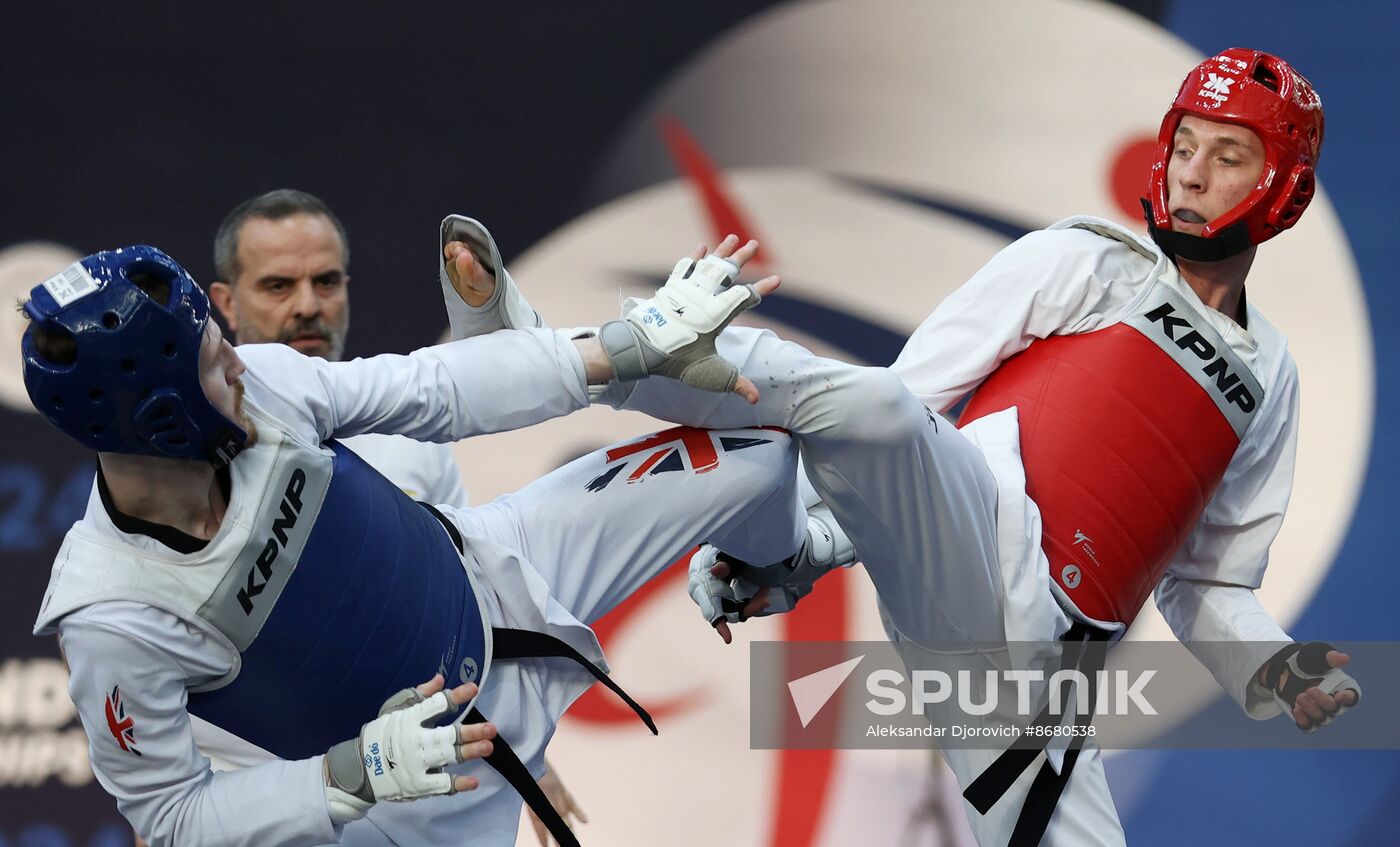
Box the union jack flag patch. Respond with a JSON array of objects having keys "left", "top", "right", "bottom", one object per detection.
[
  {"left": 586, "top": 426, "right": 782, "bottom": 492},
  {"left": 104, "top": 685, "right": 141, "bottom": 756}
]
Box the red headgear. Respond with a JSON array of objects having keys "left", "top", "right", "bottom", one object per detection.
[{"left": 1144, "top": 48, "right": 1324, "bottom": 261}]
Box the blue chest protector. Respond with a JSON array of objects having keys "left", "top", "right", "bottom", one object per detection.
[{"left": 188, "top": 441, "right": 486, "bottom": 759}]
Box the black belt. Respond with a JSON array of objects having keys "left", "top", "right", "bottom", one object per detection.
[
  {"left": 421, "top": 502, "right": 656, "bottom": 846},
  {"left": 962, "top": 622, "right": 1111, "bottom": 846},
  {"left": 480, "top": 628, "right": 656, "bottom": 847}
]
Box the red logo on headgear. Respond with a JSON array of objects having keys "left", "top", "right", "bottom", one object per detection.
[{"left": 104, "top": 686, "right": 142, "bottom": 756}]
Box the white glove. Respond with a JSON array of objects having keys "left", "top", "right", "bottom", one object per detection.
[
  {"left": 689, "top": 503, "right": 858, "bottom": 627},
  {"left": 324, "top": 687, "right": 467, "bottom": 822},
  {"left": 687, "top": 545, "right": 745, "bottom": 626},
  {"left": 599, "top": 254, "right": 759, "bottom": 393}
]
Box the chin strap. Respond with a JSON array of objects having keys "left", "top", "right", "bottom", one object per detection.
[
  {"left": 1140, "top": 198, "right": 1255, "bottom": 262},
  {"left": 207, "top": 429, "right": 245, "bottom": 470}
]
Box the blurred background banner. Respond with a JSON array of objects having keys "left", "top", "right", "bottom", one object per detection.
[{"left": 2, "top": 2, "right": 1394, "bottom": 844}]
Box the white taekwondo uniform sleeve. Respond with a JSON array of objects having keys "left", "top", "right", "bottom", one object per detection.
[
  {"left": 331, "top": 256, "right": 551, "bottom": 509},
  {"left": 237, "top": 327, "right": 588, "bottom": 445},
  {"left": 60, "top": 602, "right": 336, "bottom": 847},
  {"left": 1155, "top": 343, "right": 1300, "bottom": 718},
  {"left": 890, "top": 227, "right": 1149, "bottom": 414}
]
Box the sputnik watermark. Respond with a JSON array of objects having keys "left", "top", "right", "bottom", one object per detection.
[
  {"left": 787, "top": 655, "right": 864, "bottom": 728},
  {"left": 751, "top": 640, "right": 1394, "bottom": 750},
  {"left": 864, "top": 668, "right": 1156, "bottom": 717},
  {"left": 784, "top": 660, "right": 1156, "bottom": 732}
]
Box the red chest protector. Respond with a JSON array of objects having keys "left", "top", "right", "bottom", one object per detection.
[{"left": 959, "top": 282, "right": 1263, "bottom": 629}]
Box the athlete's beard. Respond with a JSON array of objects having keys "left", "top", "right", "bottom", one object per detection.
[{"left": 232, "top": 379, "right": 258, "bottom": 448}]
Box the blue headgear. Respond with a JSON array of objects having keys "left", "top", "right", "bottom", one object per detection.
[{"left": 21, "top": 245, "right": 247, "bottom": 467}]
